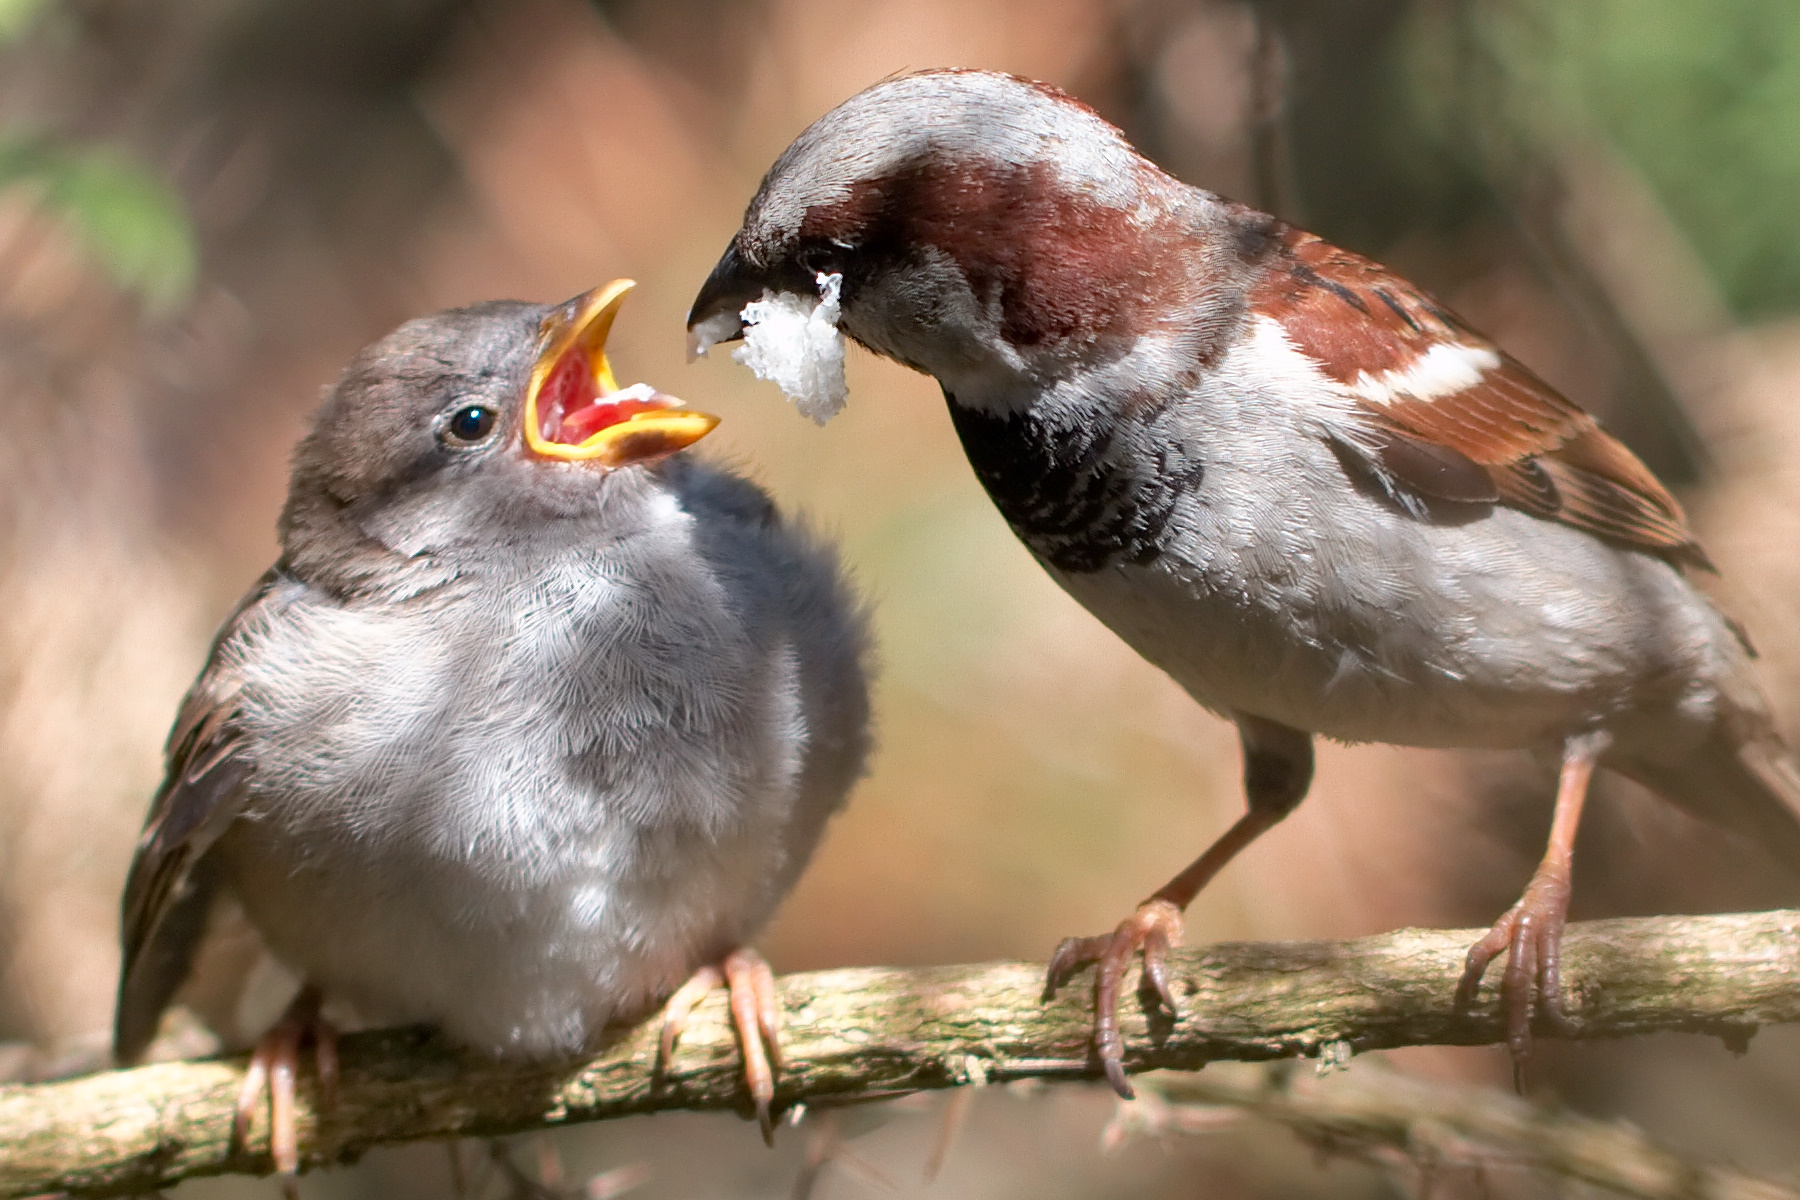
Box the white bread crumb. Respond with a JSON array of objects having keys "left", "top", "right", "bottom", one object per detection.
[{"left": 730, "top": 272, "right": 849, "bottom": 425}]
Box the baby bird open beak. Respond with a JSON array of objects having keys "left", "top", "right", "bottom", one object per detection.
[{"left": 525, "top": 279, "right": 720, "bottom": 466}]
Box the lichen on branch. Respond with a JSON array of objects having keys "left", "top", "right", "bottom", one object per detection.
[{"left": 2, "top": 909, "right": 1797, "bottom": 1198}]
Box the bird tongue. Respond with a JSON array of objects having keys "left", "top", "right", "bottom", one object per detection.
[{"left": 535, "top": 345, "right": 674, "bottom": 445}]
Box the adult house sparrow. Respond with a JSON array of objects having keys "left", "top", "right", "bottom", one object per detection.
[
  {"left": 686, "top": 69, "right": 1800, "bottom": 1095},
  {"left": 113, "top": 280, "right": 872, "bottom": 1177}
]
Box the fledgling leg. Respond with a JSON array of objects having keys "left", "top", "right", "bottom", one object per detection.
[
  {"left": 1455, "top": 730, "right": 1610, "bottom": 1084},
  {"left": 657, "top": 948, "right": 783, "bottom": 1144},
  {"left": 231, "top": 984, "right": 336, "bottom": 1193},
  {"left": 1045, "top": 715, "right": 1313, "bottom": 1098}
]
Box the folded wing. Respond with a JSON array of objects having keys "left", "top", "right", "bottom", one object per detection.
[
  {"left": 113, "top": 572, "right": 273, "bottom": 1062},
  {"left": 1250, "top": 225, "right": 1704, "bottom": 566}
]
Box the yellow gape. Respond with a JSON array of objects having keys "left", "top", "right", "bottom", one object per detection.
[{"left": 524, "top": 278, "right": 719, "bottom": 465}]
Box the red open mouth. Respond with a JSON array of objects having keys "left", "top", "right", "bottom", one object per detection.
[
  {"left": 524, "top": 279, "right": 720, "bottom": 465},
  {"left": 535, "top": 346, "right": 675, "bottom": 445}
]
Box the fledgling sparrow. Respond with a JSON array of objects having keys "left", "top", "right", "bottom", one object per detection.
[
  {"left": 686, "top": 69, "right": 1800, "bottom": 1095},
  {"left": 114, "top": 281, "right": 872, "bottom": 1177}
]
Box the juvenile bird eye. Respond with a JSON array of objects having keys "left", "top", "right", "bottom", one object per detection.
[{"left": 446, "top": 405, "right": 497, "bottom": 443}]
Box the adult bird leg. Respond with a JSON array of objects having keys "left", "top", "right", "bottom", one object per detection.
[
  {"left": 1456, "top": 730, "right": 1610, "bottom": 1083},
  {"left": 232, "top": 984, "right": 337, "bottom": 1192},
  {"left": 1045, "top": 715, "right": 1314, "bottom": 1098},
  {"left": 658, "top": 947, "right": 784, "bottom": 1144}
]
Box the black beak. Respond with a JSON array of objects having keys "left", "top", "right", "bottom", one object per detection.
[{"left": 686, "top": 241, "right": 763, "bottom": 360}]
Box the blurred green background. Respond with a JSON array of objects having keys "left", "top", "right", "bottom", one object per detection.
[{"left": 3, "top": 0, "right": 1800, "bottom": 1196}]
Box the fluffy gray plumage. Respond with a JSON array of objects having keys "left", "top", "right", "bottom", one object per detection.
[{"left": 114, "top": 300, "right": 871, "bottom": 1064}]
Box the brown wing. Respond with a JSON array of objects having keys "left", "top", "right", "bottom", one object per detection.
[
  {"left": 113, "top": 570, "right": 275, "bottom": 1063},
  {"left": 1250, "top": 225, "right": 1705, "bottom": 566}
]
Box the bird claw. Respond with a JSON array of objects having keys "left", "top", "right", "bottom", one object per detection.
[
  {"left": 231, "top": 986, "right": 336, "bottom": 1184},
  {"left": 657, "top": 964, "right": 725, "bottom": 1078},
  {"left": 1043, "top": 898, "right": 1185, "bottom": 1100},
  {"left": 1455, "top": 865, "right": 1575, "bottom": 1083},
  {"left": 1043, "top": 935, "right": 1110, "bottom": 1000},
  {"left": 658, "top": 948, "right": 784, "bottom": 1144},
  {"left": 1140, "top": 925, "right": 1178, "bottom": 1014}
]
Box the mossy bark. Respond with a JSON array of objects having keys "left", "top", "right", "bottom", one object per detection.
[{"left": 3, "top": 909, "right": 1797, "bottom": 1198}]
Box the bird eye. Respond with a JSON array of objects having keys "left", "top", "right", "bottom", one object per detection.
[
  {"left": 445, "top": 405, "right": 497, "bottom": 444},
  {"left": 799, "top": 243, "right": 840, "bottom": 277}
]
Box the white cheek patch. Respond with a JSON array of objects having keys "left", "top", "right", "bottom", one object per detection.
[{"left": 715, "top": 271, "right": 849, "bottom": 425}]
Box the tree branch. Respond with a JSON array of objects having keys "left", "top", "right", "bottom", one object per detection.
[{"left": 3, "top": 909, "right": 1798, "bottom": 1198}]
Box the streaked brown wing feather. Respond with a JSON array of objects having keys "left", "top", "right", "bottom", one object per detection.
[
  {"left": 1251, "top": 225, "right": 1703, "bottom": 564},
  {"left": 113, "top": 570, "right": 275, "bottom": 1063}
]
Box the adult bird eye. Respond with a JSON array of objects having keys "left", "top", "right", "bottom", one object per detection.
[
  {"left": 799, "top": 243, "right": 840, "bottom": 277},
  {"left": 445, "top": 404, "right": 497, "bottom": 444}
]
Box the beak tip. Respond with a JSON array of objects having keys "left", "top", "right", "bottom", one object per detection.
[
  {"left": 686, "top": 310, "right": 745, "bottom": 362},
  {"left": 686, "top": 238, "right": 762, "bottom": 358}
]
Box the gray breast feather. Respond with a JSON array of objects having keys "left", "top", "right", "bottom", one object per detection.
[
  {"left": 211, "top": 462, "right": 871, "bottom": 1056},
  {"left": 1032, "top": 336, "right": 1741, "bottom": 760}
]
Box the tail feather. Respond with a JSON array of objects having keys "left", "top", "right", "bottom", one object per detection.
[
  {"left": 1621, "top": 730, "right": 1800, "bottom": 879},
  {"left": 1735, "top": 736, "right": 1800, "bottom": 876}
]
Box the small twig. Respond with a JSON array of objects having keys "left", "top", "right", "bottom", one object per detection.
[
  {"left": 582, "top": 1161, "right": 650, "bottom": 1200},
  {"left": 1109, "top": 1060, "right": 1798, "bottom": 1200},
  {"left": 922, "top": 1079, "right": 978, "bottom": 1182},
  {"left": 1, "top": 909, "right": 1797, "bottom": 1198}
]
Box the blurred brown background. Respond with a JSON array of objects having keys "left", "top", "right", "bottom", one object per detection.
[{"left": 3, "top": 0, "right": 1800, "bottom": 1195}]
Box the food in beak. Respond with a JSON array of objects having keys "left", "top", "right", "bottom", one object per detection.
[
  {"left": 526, "top": 279, "right": 720, "bottom": 465},
  {"left": 695, "top": 271, "right": 849, "bottom": 426}
]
